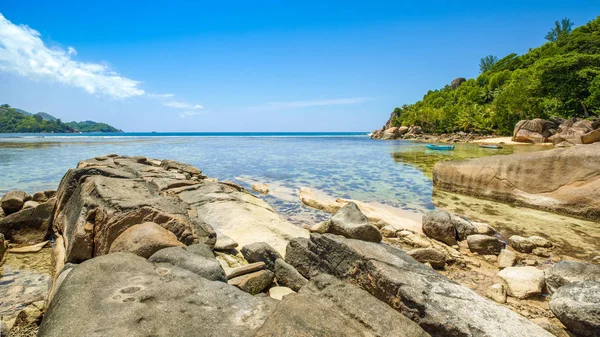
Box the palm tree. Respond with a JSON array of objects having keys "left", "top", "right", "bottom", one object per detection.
[
  {"left": 479, "top": 55, "right": 498, "bottom": 73},
  {"left": 545, "top": 18, "right": 574, "bottom": 42}
]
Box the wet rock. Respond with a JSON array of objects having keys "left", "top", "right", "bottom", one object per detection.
[
  {"left": 497, "top": 249, "right": 516, "bottom": 268},
  {"left": 148, "top": 246, "right": 226, "bottom": 282},
  {"left": 32, "top": 190, "right": 56, "bottom": 203},
  {"left": 252, "top": 183, "right": 269, "bottom": 195},
  {"left": 407, "top": 248, "right": 446, "bottom": 269},
  {"left": 254, "top": 274, "right": 430, "bottom": 337},
  {"left": 109, "top": 222, "right": 185, "bottom": 258},
  {"left": 1, "top": 190, "right": 29, "bottom": 215},
  {"left": 285, "top": 233, "right": 551, "bottom": 336},
  {"left": 39, "top": 252, "right": 276, "bottom": 337},
  {"left": 508, "top": 235, "right": 536, "bottom": 253},
  {"left": 422, "top": 210, "right": 457, "bottom": 246},
  {"left": 466, "top": 234, "right": 504, "bottom": 255},
  {"left": 241, "top": 242, "right": 282, "bottom": 271},
  {"left": 228, "top": 269, "right": 274, "bottom": 295},
  {"left": 487, "top": 284, "right": 507, "bottom": 304},
  {"left": 549, "top": 281, "right": 600, "bottom": 337},
  {"left": 274, "top": 258, "right": 308, "bottom": 291},
  {"left": 321, "top": 202, "right": 382, "bottom": 243},
  {"left": 268, "top": 286, "right": 295, "bottom": 300},
  {"left": 545, "top": 260, "right": 600, "bottom": 293},
  {"left": 497, "top": 266, "right": 545, "bottom": 299},
  {"left": 0, "top": 198, "right": 55, "bottom": 244}
]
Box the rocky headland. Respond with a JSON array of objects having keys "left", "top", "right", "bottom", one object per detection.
[{"left": 0, "top": 155, "right": 598, "bottom": 336}]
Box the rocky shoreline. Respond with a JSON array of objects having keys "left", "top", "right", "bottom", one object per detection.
[{"left": 0, "top": 155, "right": 598, "bottom": 336}]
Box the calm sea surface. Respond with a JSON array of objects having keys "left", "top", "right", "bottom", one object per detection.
[{"left": 0, "top": 132, "right": 547, "bottom": 225}]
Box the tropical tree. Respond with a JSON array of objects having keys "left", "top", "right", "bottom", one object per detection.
[
  {"left": 545, "top": 18, "right": 574, "bottom": 42},
  {"left": 479, "top": 55, "right": 498, "bottom": 73}
]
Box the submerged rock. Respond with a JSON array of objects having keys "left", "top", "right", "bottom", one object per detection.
[
  {"left": 285, "top": 233, "right": 552, "bottom": 336},
  {"left": 545, "top": 260, "right": 600, "bottom": 293},
  {"left": 254, "top": 274, "right": 430, "bottom": 337},
  {"left": 39, "top": 253, "right": 276, "bottom": 337},
  {"left": 549, "top": 281, "right": 600, "bottom": 337}
]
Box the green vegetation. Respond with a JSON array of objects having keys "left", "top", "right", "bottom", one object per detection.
[
  {"left": 391, "top": 16, "right": 600, "bottom": 135},
  {"left": 65, "top": 121, "right": 122, "bottom": 133},
  {"left": 0, "top": 104, "right": 122, "bottom": 133}
]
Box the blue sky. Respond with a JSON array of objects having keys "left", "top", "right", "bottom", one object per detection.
[{"left": 0, "top": 1, "right": 598, "bottom": 132}]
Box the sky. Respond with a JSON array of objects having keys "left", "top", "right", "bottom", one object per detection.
[{"left": 0, "top": 1, "right": 598, "bottom": 132}]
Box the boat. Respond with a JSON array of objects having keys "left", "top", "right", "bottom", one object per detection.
[
  {"left": 479, "top": 144, "right": 504, "bottom": 149},
  {"left": 426, "top": 144, "right": 455, "bottom": 151}
]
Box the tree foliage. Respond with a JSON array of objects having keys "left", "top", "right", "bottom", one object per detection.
[
  {"left": 545, "top": 18, "right": 574, "bottom": 42},
  {"left": 390, "top": 16, "right": 600, "bottom": 135},
  {"left": 479, "top": 55, "right": 498, "bottom": 73}
]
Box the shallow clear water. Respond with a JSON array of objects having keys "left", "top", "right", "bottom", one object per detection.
[{"left": 0, "top": 133, "right": 548, "bottom": 223}]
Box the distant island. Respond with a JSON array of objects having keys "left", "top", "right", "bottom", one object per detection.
[
  {"left": 0, "top": 104, "right": 122, "bottom": 133},
  {"left": 377, "top": 16, "right": 600, "bottom": 136}
]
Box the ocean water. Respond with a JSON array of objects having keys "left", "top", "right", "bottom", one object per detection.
[{"left": 0, "top": 132, "right": 547, "bottom": 225}]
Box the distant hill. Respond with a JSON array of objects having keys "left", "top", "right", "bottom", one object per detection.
[{"left": 0, "top": 104, "right": 122, "bottom": 133}]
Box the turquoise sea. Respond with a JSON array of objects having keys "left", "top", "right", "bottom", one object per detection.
[{"left": 0, "top": 132, "right": 545, "bottom": 225}]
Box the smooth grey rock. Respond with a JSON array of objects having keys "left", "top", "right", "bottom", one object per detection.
[
  {"left": 466, "top": 234, "right": 504, "bottom": 255},
  {"left": 545, "top": 260, "right": 600, "bottom": 293},
  {"left": 241, "top": 242, "right": 282, "bottom": 271},
  {"left": 185, "top": 243, "right": 216, "bottom": 259},
  {"left": 323, "top": 202, "right": 382, "bottom": 243},
  {"left": 108, "top": 222, "right": 185, "bottom": 258},
  {"left": 285, "top": 233, "right": 552, "bottom": 337},
  {"left": 22, "top": 200, "right": 40, "bottom": 210},
  {"left": 148, "top": 246, "right": 226, "bottom": 282},
  {"left": 39, "top": 253, "right": 275, "bottom": 337},
  {"left": 549, "top": 281, "right": 600, "bottom": 337},
  {"left": 274, "top": 258, "right": 308, "bottom": 291},
  {"left": 214, "top": 231, "right": 238, "bottom": 250},
  {"left": 254, "top": 274, "right": 430, "bottom": 337},
  {"left": 407, "top": 248, "right": 446, "bottom": 269},
  {"left": 451, "top": 215, "right": 477, "bottom": 241},
  {"left": 422, "top": 210, "right": 457, "bottom": 246}
]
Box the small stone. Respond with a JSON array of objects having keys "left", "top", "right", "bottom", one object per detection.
[
  {"left": 498, "top": 249, "right": 517, "bottom": 268},
  {"left": 226, "top": 262, "right": 266, "bottom": 280},
  {"left": 466, "top": 234, "right": 504, "bottom": 255},
  {"left": 472, "top": 222, "right": 497, "bottom": 236},
  {"left": 528, "top": 235, "right": 553, "bottom": 248},
  {"left": 22, "top": 200, "right": 40, "bottom": 210},
  {"left": 274, "top": 258, "right": 308, "bottom": 291},
  {"left": 32, "top": 190, "right": 56, "bottom": 203},
  {"left": 532, "top": 247, "right": 552, "bottom": 257},
  {"left": 487, "top": 284, "right": 507, "bottom": 304},
  {"left": 483, "top": 255, "right": 497, "bottom": 263},
  {"left": 241, "top": 242, "right": 282, "bottom": 271},
  {"left": 268, "top": 286, "right": 295, "bottom": 300},
  {"left": 380, "top": 225, "right": 398, "bottom": 238},
  {"left": 522, "top": 259, "right": 538, "bottom": 266},
  {"left": 497, "top": 266, "right": 545, "bottom": 299},
  {"left": 397, "top": 231, "right": 432, "bottom": 248},
  {"left": 213, "top": 231, "right": 238, "bottom": 251},
  {"left": 508, "top": 235, "right": 536, "bottom": 253},
  {"left": 407, "top": 248, "right": 446, "bottom": 269},
  {"left": 252, "top": 183, "right": 269, "bottom": 195},
  {"left": 228, "top": 269, "right": 274, "bottom": 295}
]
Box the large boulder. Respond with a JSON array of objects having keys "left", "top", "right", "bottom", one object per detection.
[
  {"left": 320, "top": 202, "right": 382, "bottom": 243},
  {"left": 109, "top": 222, "right": 186, "bottom": 258},
  {"left": 285, "top": 233, "right": 552, "bottom": 337},
  {"left": 545, "top": 260, "right": 600, "bottom": 293},
  {"left": 1, "top": 190, "right": 29, "bottom": 215},
  {"left": 254, "top": 274, "right": 430, "bottom": 337},
  {"left": 549, "top": 281, "right": 600, "bottom": 337},
  {"left": 433, "top": 143, "right": 600, "bottom": 221},
  {"left": 550, "top": 119, "right": 595, "bottom": 145},
  {"left": 38, "top": 253, "right": 276, "bottom": 337},
  {"left": 148, "top": 246, "right": 226, "bottom": 282},
  {"left": 422, "top": 210, "right": 457, "bottom": 246},
  {"left": 512, "top": 119, "right": 554, "bottom": 143},
  {"left": 53, "top": 156, "right": 214, "bottom": 263},
  {"left": 496, "top": 266, "right": 545, "bottom": 299},
  {"left": 451, "top": 78, "right": 466, "bottom": 90},
  {"left": 0, "top": 198, "right": 55, "bottom": 244}
]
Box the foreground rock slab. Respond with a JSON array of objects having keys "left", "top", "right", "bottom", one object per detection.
[
  {"left": 39, "top": 253, "right": 275, "bottom": 337},
  {"left": 285, "top": 233, "right": 552, "bottom": 337},
  {"left": 254, "top": 274, "right": 430, "bottom": 337},
  {"left": 433, "top": 143, "right": 600, "bottom": 221},
  {"left": 549, "top": 281, "right": 600, "bottom": 337}
]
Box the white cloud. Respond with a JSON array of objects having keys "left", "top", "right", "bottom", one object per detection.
[
  {"left": 162, "top": 100, "right": 204, "bottom": 109},
  {"left": 179, "top": 110, "right": 203, "bottom": 118},
  {"left": 248, "top": 97, "right": 370, "bottom": 111},
  {"left": 0, "top": 13, "right": 144, "bottom": 99},
  {"left": 148, "top": 93, "right": 174, "bottom": 98}
]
